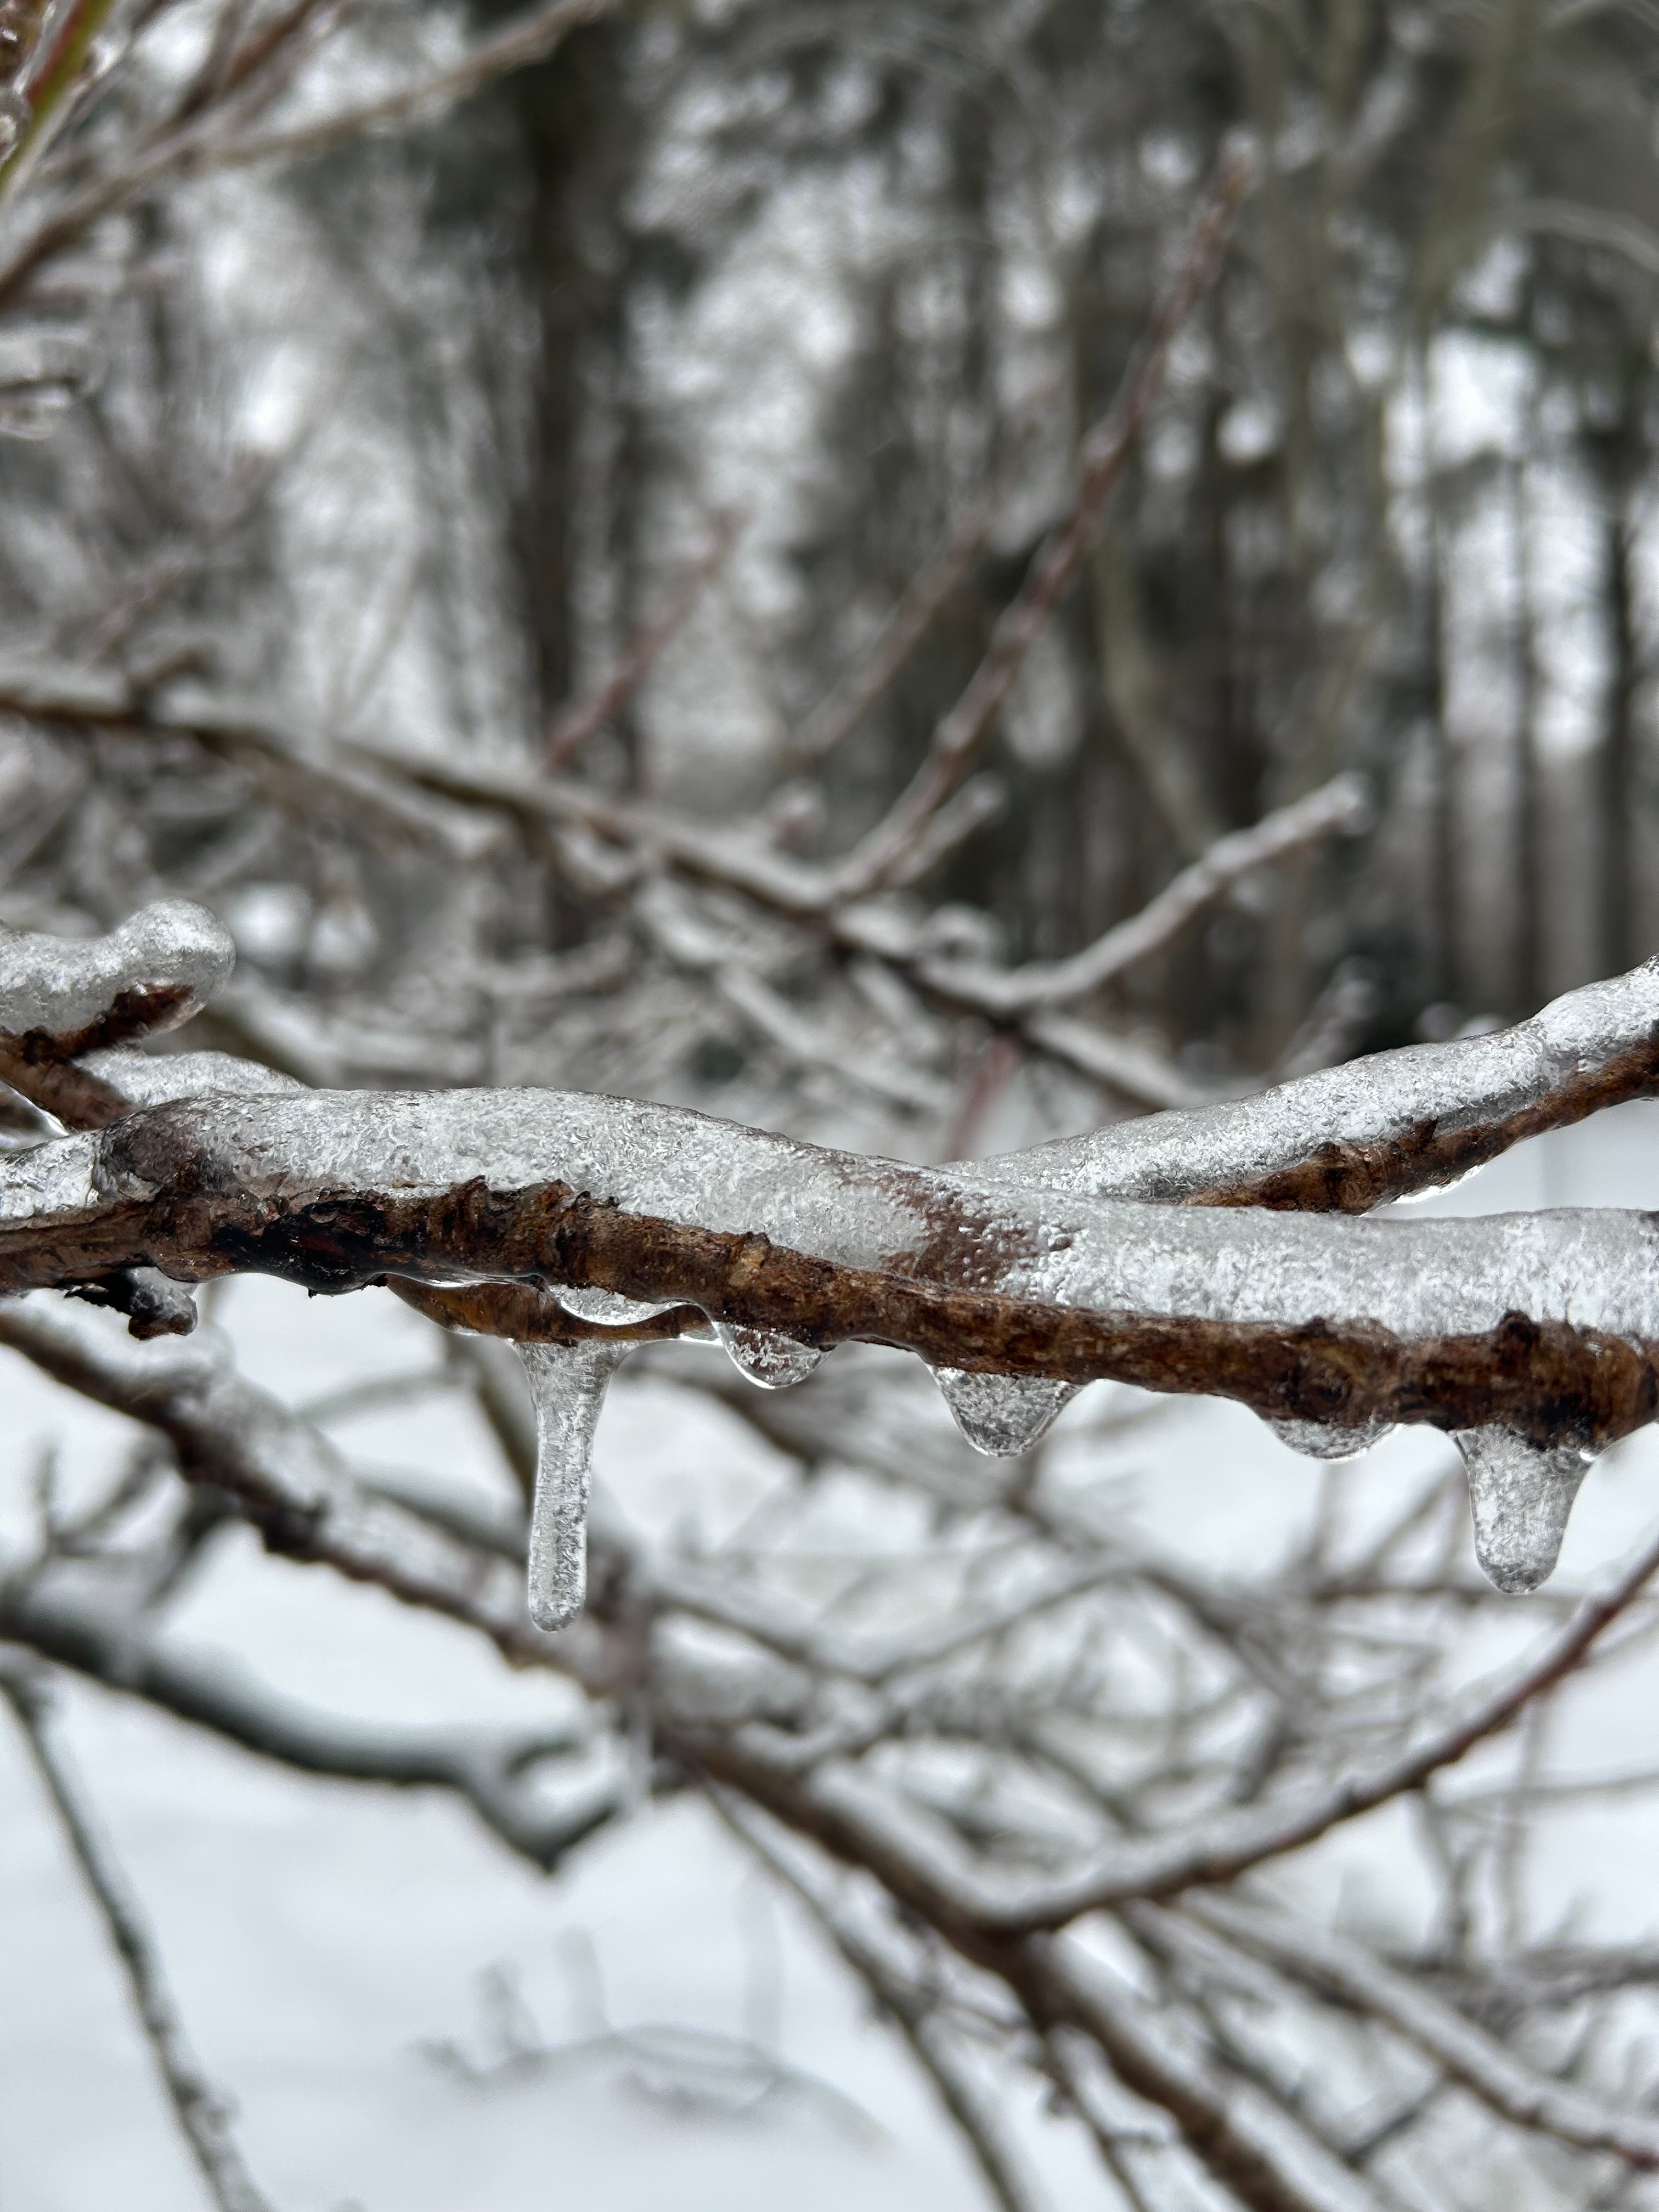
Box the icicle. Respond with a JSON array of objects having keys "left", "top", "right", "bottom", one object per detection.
[
  {"left": 516, "top": 1340, "right": 631, "bottom": 1631},
  {"left": 714, "top": 1323, "right": 823, "bottom": 1389},
  {"left": 1269, "top": 1418, "right": 1396, "bottom": 1462},
  {"left": 934, "top": 1368, "right": 1077, "bottom": 1457},
  {"left": 1456, "top": 1426, "right": 1595, "bottom": 1595}
]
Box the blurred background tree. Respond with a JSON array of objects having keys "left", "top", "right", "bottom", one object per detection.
[{"left": 10, "top": 0, "right": 1659, "bottom": 1105}]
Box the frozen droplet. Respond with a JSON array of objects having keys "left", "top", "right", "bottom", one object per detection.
[
  {"left": 934, "top": 1368, "right": 1076, "bottom": 1457},
  {"left": 1270, "top": 1418, "right": 1396, "bottom": 1462},
  {"left": 516, "top": 1340, "right": 631, "bottom": 1630},
  {"left": 714, "top": 1323, "right": 823, "bottom": 1389},
  {"left": 1457, "top": 1426, "right": 1595, "bottom": 1595},
  {"left": 551, "top": 1285, "right": 676, "bottom": 1326}
]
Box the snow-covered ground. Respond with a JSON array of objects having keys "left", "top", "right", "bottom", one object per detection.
[{"left": 6, "top": 1107, "right": 1659, "bottom": 2209}]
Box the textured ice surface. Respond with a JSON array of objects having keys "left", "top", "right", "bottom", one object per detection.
[
  {"left": 0, "top": 1131, "right": 100, "bottom": 1223},
  {"left": 80, "top": 1048, "right": 306, "bottom": 1104},
  {"left": 1271, "top": 1419, "right": 1397, "bottom": 1462},
  {"left": 518, "top": 1340, "right": 633, "bottom": 1630},
  {"left": 934, "top": 1369, "right": 1076, "bottom": 1456},
  {"left": 1457, "top": 1426, "right": 1596, "bottom": 1595},
  {"left": 714, "top": 1324, "right": 824, "bottom": 1388},
  {"left": 0, "top": 899, "right": 234, "bottom": 1043}
]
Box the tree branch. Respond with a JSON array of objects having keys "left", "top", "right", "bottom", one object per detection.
[
  {"left": 1, "top": 1582, "right": 618, "bottom": 1869},
  {"left": 5, "top": 1091, "right": 1659, "bottom": 1451},
  {"left": 1186, "top": 1893, "right": 1659, "bottom": 2169}
]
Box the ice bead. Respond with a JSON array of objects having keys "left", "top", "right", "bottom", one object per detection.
[
  {"left": 934, "top": 1368, "right": 1076, "bottom": 1456},
  {"left": 1457, "top": 1425, "right": 1595, "bottom": 1595},
  {"left": 714, "top": 1323, "right": 823, "bottom": 1388},
  {"left": 1270, "top": 1418, "right": 1396, "bottom": 1462}
]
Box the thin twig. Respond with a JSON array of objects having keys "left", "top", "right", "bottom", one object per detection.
[
  {"left": 547, "top": 514, "right": 737, "bottom": 769},
  {"left": 0, "top": 1664, "right": 277, "bottom": 2212},
  {"left": 838, "top": 138, "right": 1257, "bottom": 895},
  {"left": 706, "top": 1786, "right": 1047, "bottom": 2212},
  {"left": 791, "top": 419, "right": 1041, "bottom": 766}
]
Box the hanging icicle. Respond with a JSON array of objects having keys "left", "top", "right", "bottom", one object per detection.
[{"left": 516, "top": 1339, "right": 634, "bottom": 1630}]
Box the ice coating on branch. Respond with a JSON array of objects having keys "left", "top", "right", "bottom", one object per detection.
[
  {"left": 0, "top": 1130, "right": 100, "bottom": 1222},
  {"left": 1271, "top": 1418, "right": 1396, "bottom": 1462},
  {"left": 80, "top": 1048, "right": 306, "bottom": 1104},
  {"left": 0, "top": 900, "right": 235, "bottom": 1048},
  {"left": 1457, "top": 1427, "right": 1595, "bottom": 1594},
  {"left": 986, "top": 956, "right": 1659, "bottom": 1204},
  {"left": 714, "top": 1324, "right": 823, "bottom": 1387},
  {"left": 23, "top": 1090, "right": 1659, "bottom": 1353},
  {"left": 934, "top": 1369, "right": 1076, "bottom": 1455},
  {"left": 517, "top": 1339, "right": 632, "bottom": 1629},
  {"left": 5, "top": 1076, "right": 1659, "bottom": 1616}
]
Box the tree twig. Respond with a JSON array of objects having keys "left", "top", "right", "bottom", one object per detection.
[
  {"left": 838, "top": 138, "right": 1257, "bottom": 896},
  {"left": 0, "top": 1663, "right": 277, "bottom": 2212}
]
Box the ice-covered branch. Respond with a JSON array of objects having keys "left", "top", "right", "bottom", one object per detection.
[
  {"left": 1006, "top": 954, "right": 1659, "bottom": 1208},
  {"left": 5, "top": 1089, "right": 1659, "bottom": 1451},
  {"left": 0, "top": 899, "right": 235, "bottom": 1125},
  {"left": 9, "top": 902, "right": 1659, "bottom": 1612},
  {"left": 918, "top": 776, "right": 1369, "bottom": 1015},
  {"left": 1184, "top": 1893, "right": 1659, "bottom": 2169}
]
